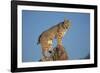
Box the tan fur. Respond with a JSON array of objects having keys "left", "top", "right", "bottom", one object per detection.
[{"left": 38, "top": 19, "right": 71, "bottom": 58}]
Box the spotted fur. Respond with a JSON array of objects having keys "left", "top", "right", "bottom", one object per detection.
[{"left": 37, "top": 19, "right": 71, "bottom": 60}]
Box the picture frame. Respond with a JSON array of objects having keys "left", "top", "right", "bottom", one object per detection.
[{"left": 11, "top": 1, "right": 97, "bottom": 72}]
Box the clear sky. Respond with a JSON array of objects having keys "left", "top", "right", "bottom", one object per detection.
[{"left": 22, "top": 10, "right": 90, "bottom": 62}]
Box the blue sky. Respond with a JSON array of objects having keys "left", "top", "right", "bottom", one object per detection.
[{"left": 22, "top": 10, "right": 90, "bottom": 62}]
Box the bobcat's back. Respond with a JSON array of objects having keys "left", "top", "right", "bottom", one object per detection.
[
  {"left": 37, "top": 24, "right": 58, "bottom": 44},
  {"left": 37, "top": 20, "right": 71, "bottom": 45}
]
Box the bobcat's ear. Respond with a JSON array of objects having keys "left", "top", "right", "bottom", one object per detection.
[
  {"left": 67, "top": 20, "right": 71, "bottom": 27},
  {"left": 64, "top": 19, "right": 71, "bottom": 28},
  {"left": 64, "top": 19, "right": 67, "bottom": 24}
]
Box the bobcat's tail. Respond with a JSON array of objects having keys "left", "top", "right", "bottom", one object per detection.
[{"left": 37, "top": 34, "right": 42, "bottom": 45}]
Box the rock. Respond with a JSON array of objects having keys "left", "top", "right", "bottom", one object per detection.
[
  {"left": 39, "top": 45, "right": 68, "bottom": 61},
  {"left": 53, "top": 45, "right": 68, "bottom": 61}
]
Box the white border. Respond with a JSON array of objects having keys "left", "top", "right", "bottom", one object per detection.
[{"left": 17, "top": 5, "right": 94, "bottom": 68}]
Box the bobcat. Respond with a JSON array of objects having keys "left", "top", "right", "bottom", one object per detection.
[{"left": 37, "top": 19, "right": 71, "bottom": 60}]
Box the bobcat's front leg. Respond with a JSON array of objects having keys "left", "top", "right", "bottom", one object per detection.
[
  {"left": 56, "top": 32, "right": 63, "bottom": 46},
  {"left": 41, "top": 39, "right": 54, "bottom": 61}
]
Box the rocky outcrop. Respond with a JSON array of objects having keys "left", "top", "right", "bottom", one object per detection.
[
  {"left": 39, "top": 45, "right": 68, "bottom": 61},
  {"left": 53, "top": 45, "right": 68, "bottom": 61}
]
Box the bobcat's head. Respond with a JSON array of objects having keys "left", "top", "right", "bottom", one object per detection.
[{"left": 63, "top": 19, "right": 71, "bottom": 30}]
